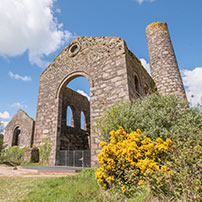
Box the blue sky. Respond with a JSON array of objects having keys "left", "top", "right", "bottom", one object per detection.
[{"left": 0, "top": 0, "right": 202, "bottom": 128}]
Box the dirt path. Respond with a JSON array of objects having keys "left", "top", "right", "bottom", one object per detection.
[{"left": 0, "top": 165, "right": 76, "bottom": 177}]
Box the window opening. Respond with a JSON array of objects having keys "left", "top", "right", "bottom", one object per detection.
[
  {"left": 12, "top": 127, "right": 21, "bottom": 146},
  {"left": 81, "top": 111, "right": 85, "bottom": 130},
  {"left": 66, "top": 106, "right": 72, "bottom": 126}
]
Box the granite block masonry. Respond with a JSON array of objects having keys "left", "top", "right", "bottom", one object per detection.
[{"left": 4, "top": 22, "right": 187, "bottom": 166}]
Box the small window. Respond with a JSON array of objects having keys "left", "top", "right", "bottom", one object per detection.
[
  {"left": 70, "top": 45, "right": 78, "bottom": 53},
  {"left": 66, "top": 106, "right": 73, "bottom": 126},
  {"left": 69, "top": 43, "right": 80, "bottom": 57},
  {"left": 80, "top": 111, "right": 85, "bottom": 130}
]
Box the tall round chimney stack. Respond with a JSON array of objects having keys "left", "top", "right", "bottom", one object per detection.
[{"left": 146, "top": 22, "right": 186, "bottom": 100}]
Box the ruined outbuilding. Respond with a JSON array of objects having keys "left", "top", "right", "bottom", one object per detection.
[
  {"left": 4, "top": 22, "right": 186, "bottom": 167},
  {"left": 4, "top": 110, "right": 35, "bottom": 148}
]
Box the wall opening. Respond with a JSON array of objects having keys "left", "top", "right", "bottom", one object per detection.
[
  {"left": 70, "top": 45, "right": 78, "bottom": 53},
  {"left": 57, "top": 76, "right": 90, "bottom": 167},
  {"left": 12, "top": 127, "right": 21, "bottom": 146},
  {"left": 66, "top": 106, "right": 73, "bottom": 126},
  {"left": 81, "top": 111, "right": 85, "bottom": 130}
]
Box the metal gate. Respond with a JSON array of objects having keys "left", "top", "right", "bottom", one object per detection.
[{"left": 57, "top": 150, "right": 90, "bottom": 167}]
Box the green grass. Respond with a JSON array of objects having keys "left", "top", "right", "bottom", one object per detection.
[
  {"left": 0, "top": 169, "right": 102, "bottom": 202},
  {"left": 22, "top": 169, "right": 102, "bottom": 202},
  {"left": 0, "top": 168, "right": 154, "bottom": 202}
]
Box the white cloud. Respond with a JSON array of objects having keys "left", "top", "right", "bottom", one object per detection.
[
  {"left": 0, "top": 111, "right": 10, "bottom": 120},
  {"left": 182, "top": 67, "right": 202, "bottom": 107},
  {"left": 140, "top": 58, "right": 150, "bottom": 74},
  {"left": 0, "top": 0, "right": 72, "bottom": 67},
  {"left": 10, "top": 102, "right": 27, "bottom": 108},
  {"left": 9, "top": 72, "right": 32, "bottom": 81},
  {"left": 135, "top": 0, "right": 155, "bottom": 4},
  {"left": 1, "top": 121, "right": 8, "bottom": 128},
  {"left": 77, "top": 90, "right": 90, "bottom": 101}
]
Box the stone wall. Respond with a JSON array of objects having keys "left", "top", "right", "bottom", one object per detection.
[
  {"left": 125, "top": 47, "right": 155, "bottom": 100},
  {"left": 4, "top": 22, "right": 187, "bottom": 167},
  {"left": 33, "top": 36, "right": 154, "bottom": 166},
  {"left": 4, "top": 110, "right": 35, "bottom": 148},
  {"left": 34, "top": 36, "right": 133, "bottom": 166},
  {"left": 146, "top": 22, "right": 186, "bottom": 100}
]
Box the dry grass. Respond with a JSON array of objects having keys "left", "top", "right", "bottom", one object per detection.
[{"left": 0, "top": 177, "right": 44, "bottom": 202}]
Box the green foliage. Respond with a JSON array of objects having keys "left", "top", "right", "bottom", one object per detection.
[
  {"left": 166, "top": 131, "right": 202, "bottom": 201},
  {"left": 0, "top": 136, "right": 3, "bottom": 153},
  {"left": 0, "top": 146, "right": 26, "bottom": 165},
  {"left": 101, "top": 185, "right": 153, "bottom": 202},
  {"left": 39, "top": 139, "right": 51, "bottom": 165},
  {"left": 95, "top": 93, "right": 202, "bottom": 201},
  {"left": 95, "top": 93, "right": 202, "bottom": 142}
]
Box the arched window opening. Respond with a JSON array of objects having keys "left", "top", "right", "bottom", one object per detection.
[
  {"left": 67, "top": 76, "right": 90, "bottom": 100},
  {"left": 12, "top": 127, "right": 21, "bottom": 146},
  {"left": 81, "top": 111, "right": 85, "bottom": 130},
  {"left": 66, "top": 106, "right": 73, "bottom": 127},
  {"left": 134, "top": 75, "right": 140, "bottom": 94},
  {"left": 57, "top": 75, "right": 91, "bottom": 166}
]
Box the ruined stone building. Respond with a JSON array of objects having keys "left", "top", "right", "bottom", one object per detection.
[{"left": 4, "top": 22, "right": 186, "bottom": 167}]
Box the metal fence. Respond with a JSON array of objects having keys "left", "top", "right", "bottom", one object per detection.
[{"left": 57, "top": 150, "right": 91, "bottom": 167}]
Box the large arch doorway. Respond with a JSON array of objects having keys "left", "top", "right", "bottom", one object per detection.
[
  {"left": 56, "top": 76, "right": 91, "bottom": 167},
  {"left": 12, "top": 126, "right": 21, "bottom": 146}
]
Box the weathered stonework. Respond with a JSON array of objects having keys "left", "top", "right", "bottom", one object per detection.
[
  {"left": 24, "top": 147, "right": 39, "bottom": 162},
  {"left": 33, "top": 36, "right": 154, "bottom": 166},
  {"left": 4, "top": 110, "right": 35, "bottom": 148},
  {"left": 146, "top": 22, "right": 186, "bottom": 99},
  {"left": 4, "top": 22, "right": 186, "bottom": 167}
]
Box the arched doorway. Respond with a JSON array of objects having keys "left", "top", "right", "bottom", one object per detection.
[
  {"left": 12, "top": 126, "right": 21, "bottom": 146},
  {"left": 56, "top": 76, "right": 91, "bottom": 167}
]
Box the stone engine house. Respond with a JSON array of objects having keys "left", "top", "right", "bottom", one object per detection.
[{"left": 4, "top": 22, "right": 186, "bottom": 167}]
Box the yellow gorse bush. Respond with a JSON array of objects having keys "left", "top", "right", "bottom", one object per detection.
[{"left": 95, "top": 126, "right": 173, "bottom": 193}]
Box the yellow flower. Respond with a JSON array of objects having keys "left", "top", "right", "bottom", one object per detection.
[
  {"left": 161, "top": 165, "right": 167, "bottom": 172},
  {"left": 99, "top": 141, "right": 107, "bottom": 148},
  {"left": 97, "top": 179, "right": 103, "bottom": 183},
  {"left": 156, "top": 137, "right": 164, "bottom": 144},
  {"left": 138, "top": 180, "right": 144, "bottom": 186},
  {"left": 166, "top": 138, "right": 172, "bottom": 146},
  {"left": 136, "top": 128, "right": 142, "bottom": 134},
  {"left": 96, "top": 127, "right": 173, "bottom": 190},
  {"left": 121, "top": 186, "right": 126, "bottom": 192}
]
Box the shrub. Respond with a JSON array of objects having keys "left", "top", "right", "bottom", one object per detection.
[
  {"left": 164, "top": 131, "right": 202, "bottom": 201},
  {"left": 95, "top": 127, "right": 173, "bottom": 198},
  {"left": 95, "top": 93, "right": 202, "bottom": 142},
  {"left": 39, "top": 139, "right": 51, "bottom": 165},
  {"left": 0, "top": 135, "right": 3, "bottom": 153},
  {"left": 0, "top": 146, "right": 26, "bottom": 165},
  {"left": 95, "top": 94, "right": 202, "bottom": 201}
]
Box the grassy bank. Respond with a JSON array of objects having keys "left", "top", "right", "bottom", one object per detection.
[{"left": 0, "top": 169, "right": 102, "bottom": 202}]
